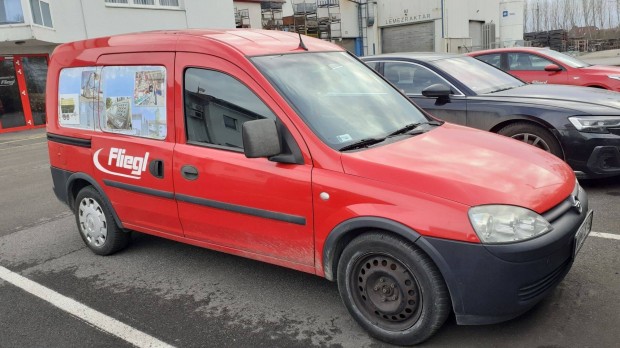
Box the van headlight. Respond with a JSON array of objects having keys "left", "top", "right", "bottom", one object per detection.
[
  {"left": 568, "top": 116, "right": 620, "bottom": 133},
  {"left": 468, "top": 205, "right": 553, "bottom": 244},
  {"left": 608, "top": 75, "right": 620, "bottom": 81}
]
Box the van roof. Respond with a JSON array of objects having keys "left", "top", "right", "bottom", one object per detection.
[{"left": 54, "top": 29, "right": 344, "bottom": 58}]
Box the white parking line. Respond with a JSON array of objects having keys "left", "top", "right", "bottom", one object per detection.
[
  {"left": 591, "top": 232, "right": 620, "bottom": 241},
  {"left": 0, "top": 266, "right": 174, "bottom": 348}
]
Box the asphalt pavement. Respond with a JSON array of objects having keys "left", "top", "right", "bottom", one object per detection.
[{"left": 0, "top": 128, "right": 618, "bottom": 347}]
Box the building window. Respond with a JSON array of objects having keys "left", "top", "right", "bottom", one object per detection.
[
  {"left": 134, "top": 0, "right": 155, "bottom": 5},
  {"left": 0, "top": 0, "right": 24, "bottom": 25},
  {"left": 159, "top": 0, "right": 179, "bottom": 6},
  {"left": 105, "top": 0, "right": 180, "bottom": 8},
  {"left": 30, "top": 0, "right": 52, "bottom": 28}
]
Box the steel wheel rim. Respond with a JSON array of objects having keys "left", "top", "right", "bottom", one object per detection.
[
  {"left": 78, "top": 197, "right": 107, "bottom": 247},
  {"left": 350, "top": 253, "right": 422, "bottom": 331},
  {"left": 511, "top": 133, "right": 551, "bottom": 152}
]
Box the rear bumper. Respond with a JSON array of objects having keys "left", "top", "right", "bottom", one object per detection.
[
  {"left": 417, "top": 187, "right": 590, "bottom": 325},
  {"left": 51, "top": 166, "right": 72, "bottom": 207}
]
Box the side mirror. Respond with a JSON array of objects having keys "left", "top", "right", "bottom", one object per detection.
[
  {"left": 242, "top": 119, "right": 282, "bottom": 158},
  {"left": 422, "top": 84, "right": 452, "bottom": 99},
  {"left": 544, "top": 64, "right": 562, "bottom": 72}
]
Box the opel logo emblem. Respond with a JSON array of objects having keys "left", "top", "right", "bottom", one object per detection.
[{"left": 571, "top": 195, "right": 582, "bottom": 214}]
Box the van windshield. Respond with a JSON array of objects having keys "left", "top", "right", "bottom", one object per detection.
[{"left": 252, "top": 52, "right": 430, "bottom": 150}]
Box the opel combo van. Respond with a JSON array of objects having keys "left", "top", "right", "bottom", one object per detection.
[{"left": 47, "top": 30, "right": 593, "bottom": 345}]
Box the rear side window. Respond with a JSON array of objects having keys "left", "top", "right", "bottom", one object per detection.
[
  {"left": 100, "top": 66, "right": 167, "bottom": 139},
  {"left": 183, "top": 68, "right": 276, "bottom": 150},
  {"left": 58, "top": 65, "right": 168, "bottom": 140},
  {"left": 58, "top": 67, "right": 101, "bottom": 130},
  {"left": 475, "top": 54, "right": 502, "bottom": 69}
]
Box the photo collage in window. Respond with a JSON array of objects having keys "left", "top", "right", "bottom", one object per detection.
[{"left": 58, "top": 65, "right": 167, "bottom": 140}]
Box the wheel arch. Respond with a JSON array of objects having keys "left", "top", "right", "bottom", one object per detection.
[
  {"left": 322, "top": 217, "right": 464, "bottom": 314},
  {"left": 489, "top": 118, "right": 565, "bottom": 160},
  {"left": 66, "top": 172, "right": 124, "bottom": 229}
]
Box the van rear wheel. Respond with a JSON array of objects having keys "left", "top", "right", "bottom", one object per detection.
[
  {"left": 336, "top": 233, "right": 450, "bottom": 346},
  {"left": 75, "top": 186, "right": 129, "bottom": 256}
]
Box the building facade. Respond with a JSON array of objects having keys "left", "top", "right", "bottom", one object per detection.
[
  {"left": 0, "top": 0, "right": 234, "bottom": 133},
  {"left": 282, "top": 1, "right": 515, "bottom": 57}
]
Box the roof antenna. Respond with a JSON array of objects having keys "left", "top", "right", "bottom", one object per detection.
[{"left": 297, "top": 31, "right": 308, "bottom": 51}]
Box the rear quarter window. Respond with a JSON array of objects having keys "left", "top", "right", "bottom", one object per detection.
[
  {"left": 58, "top": 67, "right": 101, "bottom": 130},
  {"left": 57, "top": 65, "right": 168, "bottom": 140},
  {"left": 476, "top": 54, "right": 502, "bottom": 69}
]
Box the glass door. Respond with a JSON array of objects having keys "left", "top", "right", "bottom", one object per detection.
[
  {"left": 21, "top": 56, "right": 48, "bottom": 125},
  {"left": 0, "top": 56, "right": 26, "bottom": 129}
]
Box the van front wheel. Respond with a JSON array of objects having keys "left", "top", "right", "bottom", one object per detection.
[
  {"left": 336, "top": 233, "right": 450, "bottom": 346},
  {"left": 75, "top": 186, "right": 129, "bottom": 256}
]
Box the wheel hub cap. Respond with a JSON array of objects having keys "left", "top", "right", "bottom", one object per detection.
[
  {"left": 78, "top": 198, "right": 107, "bottom": 247},
  {"left": 511, "top": 133, "right": 551, "bottom": 152},
  {"left": 352, "top": 255, "right": 422, "bottom": 330}
]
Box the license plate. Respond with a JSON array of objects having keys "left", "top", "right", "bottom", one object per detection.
[{"left": 574, "top": 210, "right": 594, "bottom": 258}]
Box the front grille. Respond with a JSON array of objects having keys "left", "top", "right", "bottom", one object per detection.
[
  {"left": 518, "top": 259, "right": 571, "bottom": 302},
  {"left": 542, "top": 182, "right": 580, "bottom": 223}
]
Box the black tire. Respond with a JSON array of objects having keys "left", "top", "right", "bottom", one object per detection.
[
  {"left": 336, "top": 233, "right": 450, "bottom": 346},
  {"left": 498, "top": 122, "right": 563, "bottom": 158},
  {"left": 74, "top": 186, "right": 130, "bottom": 256}
]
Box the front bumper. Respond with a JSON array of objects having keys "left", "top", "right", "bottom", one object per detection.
[
  {"left": 417, "top": 186, "right": 590, "bottom": 325},
  {"left": 557, "top": 129, "right": 620, "bottom": 178}
]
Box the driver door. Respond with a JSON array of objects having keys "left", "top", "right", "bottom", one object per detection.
[{"left": 173, "top": 52, "right": 315, "bottom": 268}]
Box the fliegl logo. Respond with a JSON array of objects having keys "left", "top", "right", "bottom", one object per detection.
[{"left": 93, "top": 147, "right": 150, "bottom": 179}]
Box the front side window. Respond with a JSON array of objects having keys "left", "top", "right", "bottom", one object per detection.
[
  {"left": 0, "top": 0, "right": 24, "bottom": 24},
  {"left": 508, "top": 53, "right": 554, "bottom": 71},
  {"left": 184, "top": 68, "right": 276, "bottom": 150},
  {"left": 30, "top": 0, "right": 52, "bottom": 28},
  {"left": 383, "top": 62, "right": 451, "bottom": 95},
  {"left": 252, "top": 52, "right": 429, "bottom": 150}
]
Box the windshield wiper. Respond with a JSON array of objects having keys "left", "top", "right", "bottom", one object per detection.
[
  {"left": 339, "top": 137, "right": 386, "bottom": 151},
  {"left": 490, "top": 87, "right": 515, "bottom": 93},
  {"left": 387, "top": 121, "right": 443, "bottom": 137}
]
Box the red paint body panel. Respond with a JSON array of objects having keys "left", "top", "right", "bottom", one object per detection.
[
  {"left": 341, "top": 124, "right": 575, "bottom": 214},
  {"left": 469, "top": 47, "right": 620, "bottom": 91}
]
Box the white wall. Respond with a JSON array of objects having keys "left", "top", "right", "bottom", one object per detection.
[
  {"left": 335, "top": 0, "right": 358, "bottom": 38},
  {"left": 0, "top": 0, "right": 235, "bottom": 48},
  {"left": 233, "top": 1, "right": 262, "bottom": 28},
  {"left": 499, "top": 0, "right": 524, "bottom": 46}
]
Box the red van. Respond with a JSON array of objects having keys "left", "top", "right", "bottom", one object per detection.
[{"left": 46, "top": 30, "right": 592, "bottom": 345}]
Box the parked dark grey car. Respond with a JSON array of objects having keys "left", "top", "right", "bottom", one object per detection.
[{"left": 361, "top": 53, "right": 620, "bottom": 179}]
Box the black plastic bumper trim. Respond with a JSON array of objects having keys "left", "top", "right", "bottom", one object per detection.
[{"left": 586, "top": 145, "right": 620, "bottom": 174}]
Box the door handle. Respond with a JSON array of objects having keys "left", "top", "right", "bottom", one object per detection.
[
  {"left": 181, "top": 165, "right": 199, "bottom": 180},
  {"left": 148, "top": 159, "right": 164, "bottom": 179}
]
